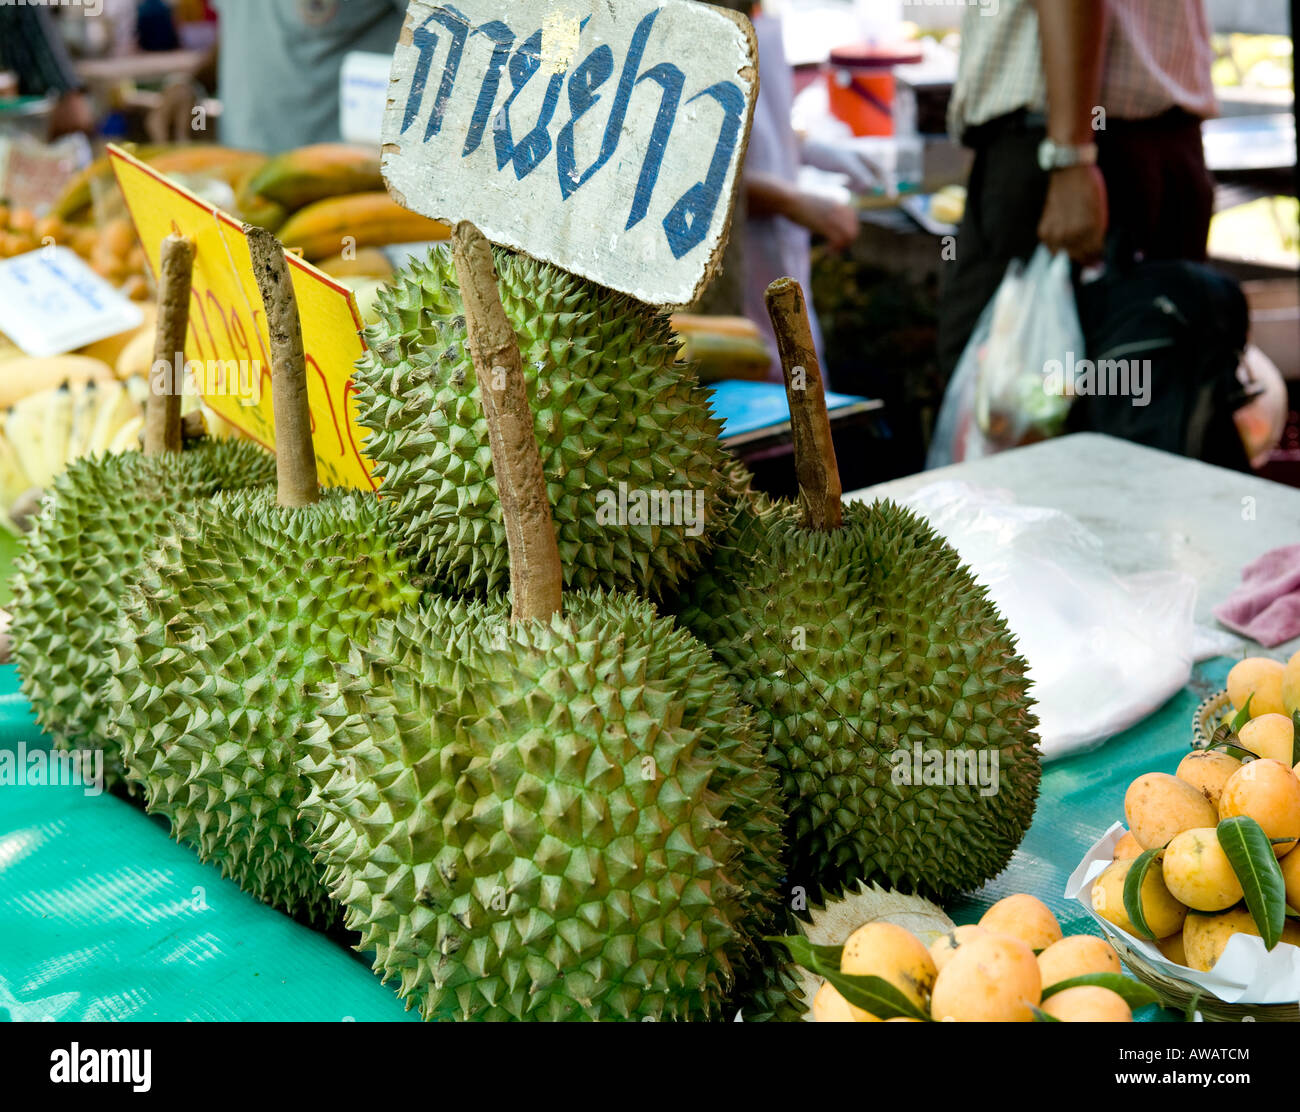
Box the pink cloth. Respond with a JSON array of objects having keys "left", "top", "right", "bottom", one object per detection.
[{"left": 1213, "top": 545, "right": 1300, "bottom": 648}]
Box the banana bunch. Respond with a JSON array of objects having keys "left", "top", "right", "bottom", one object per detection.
[{"left": 0, "top": 379, "right": 150, "bottom": 514}]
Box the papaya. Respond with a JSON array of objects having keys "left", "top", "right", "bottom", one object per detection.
[
  {"left": 276, "top": 192, "right": 450, "bottom": 262},
  {"left": 241, "top": 143, "right": 384, "bottom": 212},
  {"left": 51, "top": 144, "right": 167, "bottom": 223},
  {"left": 53, "top": 145, "right": 261, "bottom": 224},
  {"left": 671, "top": 315, "right": 773, "bottom": 382},
  {"left": 234, "top": 188, "right": 289, "bottom": 232},
  {"left": 316, "top": 247, "right": 394, "bottom": 278},
  {"left": 147, "top": 147, "right": 268, "bottom": 191}
]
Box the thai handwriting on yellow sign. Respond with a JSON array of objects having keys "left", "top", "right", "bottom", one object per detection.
[{"left": 108, "top": 145, "right": 377, "bottom": 491}]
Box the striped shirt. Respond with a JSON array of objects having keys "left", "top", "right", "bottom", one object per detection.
[
  {"left": 949, "top": 0, "right": 1218, "bottom": 140},
  {"left": 0, "top": 7, "right": 80, "bottom": 98}
]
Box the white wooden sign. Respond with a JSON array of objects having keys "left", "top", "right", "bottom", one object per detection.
[
  {"left": 0, "top": 247, "right": 143, "bottom": 358},
  {"left": 382, "top": 0, "right": 758, "bottom": 306}
]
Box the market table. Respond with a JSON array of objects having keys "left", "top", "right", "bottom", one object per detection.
[
  {"left": 848, "top": 433, "right": 1300, "bottom": 1018},
  {"left": 0, "top": 434, "right": 1294, "bottom": 1021}
]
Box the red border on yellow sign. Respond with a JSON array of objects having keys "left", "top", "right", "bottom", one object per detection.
[{"left": 108, "top": 144, "right": 377, "bottom": 492}]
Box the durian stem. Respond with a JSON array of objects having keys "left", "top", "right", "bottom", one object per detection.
[
  {"left": 765, "top": 277, "right": 843, "bottom": 532},
  {"left": 247, "top": 225, "right": 320, "bottom": 508},
  {"left": 451, "top": 221, "right": 563, "bottom": 625},
  {"left": 144, "top": 234, "right": 194, "bottom": 457}
]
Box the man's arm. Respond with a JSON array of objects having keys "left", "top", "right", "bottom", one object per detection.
[
  {"left": 747, "top": 171, "right": 859, "bottom": 252},
  {"left": 1032, "top": 0, "right": 1109, "bottom": 260}
]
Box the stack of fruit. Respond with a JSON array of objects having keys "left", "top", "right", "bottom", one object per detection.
[
  {"left": 14, "top": 143, "right": 448, "bottom": 306},
  {"left": 789, "top": 893, "right": 1154, "bottom": 1022},
  {"left": 1090, "top": 655, "right": 1300, "bottom": 975},
  {"left": 0, "top": 316, "right": 242, "bottom": 529},
  {"left": 7, "top": 216, "right": 1048, "bottom": 1019}
]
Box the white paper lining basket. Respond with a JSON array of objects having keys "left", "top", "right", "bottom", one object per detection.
[{"left": 1066, "top": 825, "right": 1300, "bottom": 1022}]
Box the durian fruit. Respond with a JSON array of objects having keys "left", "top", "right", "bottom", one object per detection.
[
  {"left": 111, "top": 227, "right": 421, "bottom": 922},
  {"left": 353, "top": 246, "right": 731, "bottom": 599},
  {"left": 11, "top": 236, "right": 276, "bottom": 785},
  {"left": 675, "top": 279, "right": 1041, "bottom": 904},
  {"left": 298, "top": 224, "right": 787, "bottom": 1019}
]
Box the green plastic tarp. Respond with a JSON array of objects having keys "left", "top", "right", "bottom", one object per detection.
[
  {"left": 0, "top": 664, "right": 417, "bottom": 1022},
  {"left": 0, "top": 657, "right": 1234, "bottom": 1022}
]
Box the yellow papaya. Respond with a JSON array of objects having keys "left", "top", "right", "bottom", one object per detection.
[
  {"left": 277, "top": 192, "right": 450, "bottom": 262},
  {"left": 242, "top": 144, "right": 384, "bottom": 212}
]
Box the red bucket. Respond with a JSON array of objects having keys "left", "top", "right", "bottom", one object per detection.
[{"left": 826, "top": 45, "right": 923, "bottom": 137}]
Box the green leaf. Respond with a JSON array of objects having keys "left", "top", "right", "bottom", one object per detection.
[
  {"left": 1292, "top": 710, "right": 1300, "bottom": 768},
  {"left": 1040, "top": 972, "right": 1161, "bottom": 1009},
  {"left": 765, "top": 936, "right": 931, "bottom": 1021},
  {"left": 1218, "top": 815, "right": 1286, "bottom": 950},
  {"left": 1122, "top": 848, "right": 1164, "bottom": 941},
  {"left": 1230, "top": 694, "right": 1255, "bottom": 734},
  {"left": 1030, "top": 1006, "right": 1061, "bottom": 1022},
  {"left": 1205, "top": 740, "right": 1258, "bottom": 761}
]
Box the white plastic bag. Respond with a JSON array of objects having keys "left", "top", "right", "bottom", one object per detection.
[
  {"left": 929, "top": 246, "right": 1083, "bottom": 469},
  {"left": 896, "top": 481, "right": 1197, "bottom": 761}
]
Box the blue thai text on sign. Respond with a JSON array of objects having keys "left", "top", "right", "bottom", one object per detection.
[{"left": 382, "top": 0, "right": 757, "bottom": 305}]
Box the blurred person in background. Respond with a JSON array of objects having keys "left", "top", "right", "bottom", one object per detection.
[
  {"left": 711, "top": 1, "right": 866, "bottom": 379},
  {"left": 211, "top": 0, "right": 406, "bottom": 152},
  {"left": 0, "top": 5, "right": 96, "bottom": 138},
  {"left": 938, "top": 0, "right": 1218, "bottom": 381}
]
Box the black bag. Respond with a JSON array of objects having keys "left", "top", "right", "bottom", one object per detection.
[{"left": 1068, "top": 258, "right": 1253, "bottom": 471}]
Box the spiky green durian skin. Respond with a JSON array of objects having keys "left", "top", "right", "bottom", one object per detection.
[
  {"left": 730, "top": 928, "right": 809, "bottom": 1023},
  {"left": 111, "top": 488, "right": 422, "bottom": 923},
  {"left": 353, "top": 248, "right": 729, "bottom": 599},
  {"left": 298, "top": 592, "right": 786, "bottom": 1021},
  {"left": 675, "top": 499, "right": 1041, "bottom": 903},
  {"left": 10, "top": 441, "right": 276, "bottom": 785}
]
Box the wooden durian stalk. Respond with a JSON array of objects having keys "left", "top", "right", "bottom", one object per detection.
[
  {"left": 765, "top": 277, "right": 843, "bottom": 532},
  {"left": 451, "top": 221, "right": 563, "bottom": 625},
  {"left": 246, "top": 225, "right": 320, "bottom": 508},
  {"left": 144, "top": 234, "right": 194, "bottom": 456}
]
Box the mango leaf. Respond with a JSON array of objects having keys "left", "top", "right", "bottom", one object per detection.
[
  {"left": 1218, "top": 815, "right": 1286, "bottom": 950},
  {"left": 1231, "top": 694, "right": 1254, "bottom": 734},
  {"left": 1292, "top": 710, "right": 1300, "bottom": 767},
  {"left": 765, "top": 935, "right": 931, "bottom": 1021},
  {"left": 1122, "top": 848, "right": 1164, "bottom": 941},
  {"left": 1030, "top": 1006, "right": 1061, "bottom": 1022},
  {"left": 1205, "top": 739, "right": 1258, "bottom": 761},
  {"left": 1040, "top": 973, "right": 1161, "bottom": 1009}
]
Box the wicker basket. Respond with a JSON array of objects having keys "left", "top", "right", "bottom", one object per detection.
[
  {"left": 1191, "top": 688, "right": 1235, "bottom": 750},
  {"left": 1102, "top": 687, "right": 1299, "bottom": 1020},
  {"left": 1107, "top": 932, "right": 1300, "bottom": 1022}
]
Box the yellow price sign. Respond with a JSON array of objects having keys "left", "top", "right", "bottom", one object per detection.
[{"left": 109, "top": 145, "right": 377, "bottom": 491}]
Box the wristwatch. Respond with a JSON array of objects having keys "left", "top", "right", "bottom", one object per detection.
[{"left": 1037, "top": 137, "right": 1099, "bottom": 173}]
